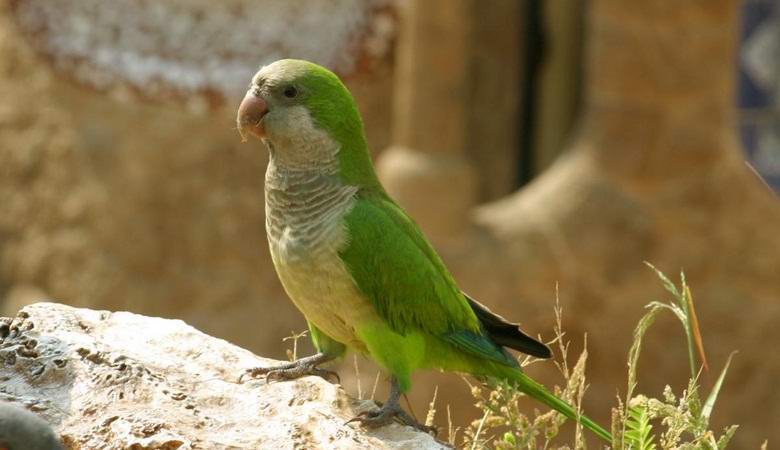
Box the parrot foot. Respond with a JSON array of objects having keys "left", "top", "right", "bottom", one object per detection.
[
  {"left": 239, "top": 352, "right": 340, "bottom": 384},
  {"left": 346, "top": 377, "right": 437, "bottom": 435},
  {"left": 347, "top": 404, "right": 436, "bottom": 434}
]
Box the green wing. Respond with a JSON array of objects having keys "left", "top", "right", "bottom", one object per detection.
[{"left": 339, "top": 191, "right": 516, "bottom": 367}]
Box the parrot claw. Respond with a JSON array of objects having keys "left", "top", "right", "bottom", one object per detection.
[
  {"left": 346, "top": 376, "right": 437, "bottom": 435},
  {"left": 346, "top": 404, "right": 437, "bottom": 435},
  {"left": 239, "top": 352, "right": 339, "bottom": 384}
]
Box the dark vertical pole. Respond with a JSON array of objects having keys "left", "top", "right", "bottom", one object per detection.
[{"left": 518, "top": 0, "right": 544, "bottom": 187}]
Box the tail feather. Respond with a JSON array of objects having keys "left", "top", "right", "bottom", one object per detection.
[
  {"left": 461, "top": 292, "right": 611, "bottom": 442},
  {"left": 503, "top": 368, "right": 612, "bottom": 443},
  {"left": 464, "top": 292, "right": 552, "bottom": 359}
]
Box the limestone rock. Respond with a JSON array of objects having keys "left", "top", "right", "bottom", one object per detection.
[{"left": 0, "top": 302, "right": 446, "bottom": 450}]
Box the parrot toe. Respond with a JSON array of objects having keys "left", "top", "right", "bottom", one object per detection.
[
  {"left": 346, "top": 376, "right": 438, "bottom": 434},
  {"left": 346, "top": 399, "right": 437, "bottom": 435},
  {"left": 238, "top": 352, "right": 340, "bottom": 384},
  {"left": 264, "top": 366, "right": 340, "bottom": 384}
]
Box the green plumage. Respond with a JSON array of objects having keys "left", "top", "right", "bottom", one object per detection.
[
  {"left": 340, "top": 191, "right": 521, "bottom": 367},
  {"left": 246, "top": 59, "right": 611, "bottom": 442},
  {"left": 295, "top": 63, "right": 382, "bottom": 189},
  {"left": 340, "top": 192, "right": 480, "bottom": 337},
  {"left": 339, "top": 190, "right": 610, "bottom": 441}
]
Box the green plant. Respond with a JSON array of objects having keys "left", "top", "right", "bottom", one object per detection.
[
  {"left": 461, "top": 267, "right": 747, "bottom": 449},
  {"left": 461, "top": 292, "right": 588, "bottom": 449},
  {"left": 624, "top": 401, "right": 655, "bottom": 450},
  {"left": 618, "top": 265, "right": 737, "bottom": 450}
]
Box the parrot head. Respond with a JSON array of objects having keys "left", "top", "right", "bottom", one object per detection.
[{"left": 237, "top": 60, "right": 377, "bottom": 180}]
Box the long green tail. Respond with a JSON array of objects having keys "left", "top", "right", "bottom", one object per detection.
[{"left": 502, "top": 368, "right": 612, "bottom": 442}]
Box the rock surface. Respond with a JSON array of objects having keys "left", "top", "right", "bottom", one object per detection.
[{"left": 0, "top": 303, "right": 446, "bottom": 450}]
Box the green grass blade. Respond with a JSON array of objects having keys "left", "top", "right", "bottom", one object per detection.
[
  {"left": 717, "top": 425, "right": 739, "bottom": 449},
  {"left": 684, "top": 284, "right": 709, "bottom": 374},
  {"left": 701, "top": 351, "right": 737, "bottom": 423},
  {"left": 645, "top": 264, "right": 708, "bottom": 379}
]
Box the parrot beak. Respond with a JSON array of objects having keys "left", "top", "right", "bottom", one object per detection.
[{"left": 237, "top": 91, "right": 268, "bottom": 142}]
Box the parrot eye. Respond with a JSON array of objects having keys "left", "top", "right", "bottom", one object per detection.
[{"left": 282, "top": 85, "right": 298, "bottom": 99}]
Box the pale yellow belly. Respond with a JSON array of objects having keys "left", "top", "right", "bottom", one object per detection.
[{"left": 270, "top": 246, "right": 378, "bottom": 353}]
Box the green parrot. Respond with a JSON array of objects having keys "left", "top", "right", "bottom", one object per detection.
[{"left": 237, "top": 59, "right": 611, "bottom": 442}]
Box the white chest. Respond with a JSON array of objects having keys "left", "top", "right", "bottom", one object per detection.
[{"left": 265, "top": 167, "right": 374, "bottom": 350}]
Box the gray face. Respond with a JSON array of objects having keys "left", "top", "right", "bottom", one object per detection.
[
  {"left": 0, "top": 403, "right": 63, "bottom": 450},
  {"left": 248, "top": 63, "right": 312, "bottom": 148},
  {"left": 243, "top": 63, "right": 340, "bottom": 170}
]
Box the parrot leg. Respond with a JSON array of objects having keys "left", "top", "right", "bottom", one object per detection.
[
  {"left": 239, "top": 352, "right": 340, "bottom": 384},
  {"left": 347, "top": 377, "right": 437, "bottom": 434}
]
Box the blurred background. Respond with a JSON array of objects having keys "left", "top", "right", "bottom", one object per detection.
[{"left": 0, "top": 0, "right": 778, "bottom": 447}]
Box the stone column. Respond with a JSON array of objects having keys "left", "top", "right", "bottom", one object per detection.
[
  {"left": 583, "top": 0, "right": 741, "bottom": 180},
  {"left": 376, "top": 0, "right": 478, "bottom": 244},
  {"left": 475, "top": 1, "right": 780, "bottom": 447}
]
